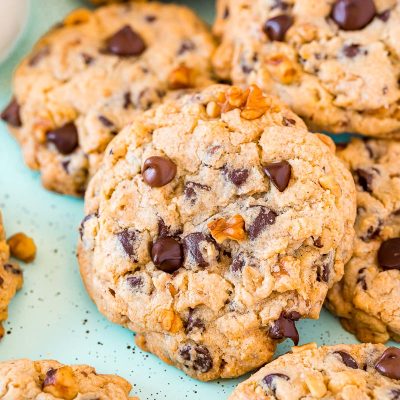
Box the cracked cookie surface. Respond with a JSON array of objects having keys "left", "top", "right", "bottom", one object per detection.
[
  {"left": 0, "top": 359, "right": 135, "bottom": 399},
  {"left": 213, "top": 0, "right": 400, "bottom": 138},
  {"left": 0, "top": 212, "right": 23, "bottom": 340},
  {"left": 327, "top": 138, "right": 400, "bottom": 344},
  {"left": 1, "top": 1, "right": 214, "bottom": 196},
  {"left": 229, "top": 342, "right": 400, "bottom": 400},
  {"left": 78, "top": 84, "right": 356, "bottom": 380}
]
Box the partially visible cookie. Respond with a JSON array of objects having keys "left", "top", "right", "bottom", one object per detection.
[
  {"left": 229, "top": 342, "right": 400, "bottom": 400},
  {"left": 0, "top": 212, "right": 23, "bottom": 339},
  {"left": 213, "top": 0, "right": 400, "bottom": 138},
  {"left": 327, "top": 138, "right": 400, "bottom": 343},
  {"left": 78, "top": 83, "right": 356, "bottom": 380},
  {"left": 1, "top": 2, "right": 215, "bottom": 196},
  {"left": 0, "top": 359, "right": 135, "bottom": 399}
]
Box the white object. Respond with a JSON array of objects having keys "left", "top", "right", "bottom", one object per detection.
[{"left": 0, "top": 0, "right": 29, "bottom": 62}]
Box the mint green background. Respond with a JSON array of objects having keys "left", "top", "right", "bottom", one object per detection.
[{"left": 0, "top": 1, "right": 396, "bottom": 399}]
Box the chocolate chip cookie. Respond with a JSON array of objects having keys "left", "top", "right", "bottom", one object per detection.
[
  {"left": 213, "top": 0, "right": 400, "bottom": 138},
  {"left": 0, "top": 212, "right": 23, "bottom": 340},
  {"left": 327, "top": 138, "right": 400, "bottom": 344},
  {"left": 78, "top": 83, "right": 356, "bottom": 380},
  {"left": 1, "top": 2, "right": 215, "bottom": 196},
  {"left": 229, "top": 342, "right": 400, "bottom": 399},
  {"left": 0, "top": 359, "right": 136, "bottom": 399}
]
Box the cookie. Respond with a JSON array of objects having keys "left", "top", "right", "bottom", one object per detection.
[
  {"left": 326, "top": 138, "right": 400, "bottom": 344},
  {"left": 0, "top": 212, "right": 23, "bottom": 340},
  {"left": 89, "top": 0, "right": 146, "bottom": 5},
  {"left": 229, "top": 342, "right": 400, "bottom": 400},
  {"left": 213, "top": 0, "right": 400, "bottom": 138},
  {"left": 0, "top": 359, "right": 136, "bottom": 399},
  {"left": 78, "top": 83, "right": 356, "bottom": 380},
  {"left": 1, "top": 2, "right": 215, "bottom": 196}
]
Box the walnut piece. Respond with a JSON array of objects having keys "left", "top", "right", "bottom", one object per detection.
[
  {"left": 64, "top": 8, "right": 92, "bottom": 26},
  {"left": 157, "top": 309, "right": 183, "bottom": 333},
  {"left": 208, "top": 214, "right": 246, "bottom": 244},
  {"left": 42, "top": 366, "right": 79, "bottom": 400},
  {"left": 168, "top": 65, "right": 192, "bottom": 90},
  {"left": 265, "top": 54, "right": 297, "bottom": 85},
  {"left": 7, "top": 232, "right": 36, "bottom": 263}
]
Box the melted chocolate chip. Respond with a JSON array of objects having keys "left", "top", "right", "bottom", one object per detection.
[
  {"left": 357, "top": 268, "right": 368, "bottom": 290},
  {"left": 186, "top": 309, "right": 205, "bottom": 333},
  {"left": 151, "top": 237, "right": 183, "bottom": 273},
  {"left": 126, "top": 275, "right": 143, "bottom": 290},
  {"left": 375, "top": 347, "right": 400, "bottom": 380},
  {"left": 378, "top": 9, "right": 391, "bottom": 22},
  {"left": 184, "top": 181, "right": 211, "bottom": 202},
  {"left": 183, "top": 233, "right": 214, "bottom": 268},
  {"left": 317, "top": 262, "right": 330, "bottom": 283},
  {"left": 98, "top": 115, "right": 114, "bottom": 128},
  {"left": 269, "top": 312, "right": 300, "bottom": 345},
  {"left": 355, "top": 168, "right": 373, "bottom": 192},
  {"left": 334, "top": 351, "right": 358, "bottom": 369},
  {"left": 179, "top": 344, "right": 213, "bottom": 373},
  {"left": 313, "top": 237, "right": 323, "bottom": 248},
  {"left": 117, "top": 229, "right": 138, "bottom": 262},
  {"left": 378, "top": 238, "right": 400, "bottom": 271},
  {"left": 43, "top": 368, "right": 57, "bottom": 386},
  {"left": 263, "top": 161, "right": 292, "bottom": 192},
  {"left": 224, "top": 167, "right": 249, "bottom": 186},
  {"left": 157, "top": 218, "right": 170, "bottom": 238},
  {"left": 331, "top": 0, "right": 376, "bottom": 31},
  {"left": 46, "top": 122, "right": 79, "bottom": 155},
  {"left": 1, "top": 98, "right": 22, "bottom": 127},
  {"left": 178, "top": 39, "right": 196, "bottom": 55},
  {"left": 264, "top": 15, "right": 293, "bottom": 41},
  {"left": 262, "top": 373, "right": 289, "bottom": 394},
  {"left": 142, "top": 156, "right": 177, "bottom": 187},
  {"left": 282, "top": 116, "right": 296, "bottom": 126},
  {"left": 248, "top": 207, "right": 277, "bottom": 240},
  {"left": 343, "top": 44, "right": 361, "bottom": 58},
  {"left": 106, "top": 25, "right": 146, "bottom": 57}
]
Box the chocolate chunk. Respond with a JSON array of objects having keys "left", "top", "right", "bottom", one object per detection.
[
  {"left": 361, "top": 223, "right": 381, "bottom": 242},
  {"left": 0, "top": 277, "right": 4, "bottom": 286},
  {"left": 186, "top": 309, "right": 205, "bottom": 333},
  {"left": 123, "top": 92, "right": 131, "bottom": 109},
  {"left": 390, "top": 390, "right": 400, "bottom": 400},
  {"left": 151, "top": 237, "right": 183, "bottom": 273},
  {"left": 81, "top": 53, "right": 94, "bottom": 65},
  {"left": 28, "top": 46, "right": 50, "bottom": 67},
  {"left": 183, "top": 232, "right": 214, "bottom": 268},
  {"left": 230, "top": 253, "right": 245, "bottom": 274},
  {"left": 355, "top": 168, "right": 373, "bottom": 192},
  {"left": 178, "top": 39, "right": 196, "bottom": 55},
  {"left": 43, "top": 368, "right": 57, "bottom": 386},
  {"left": 317, "top": 262, "right": 330, "bottom": 283},
  {"left": 117, "top": 229, "right": 138, "bottom": 262},
  {"left": 357, "top": 268, "right": 368, "bottom": 290},
  {"left": 269, "top": 312, "right": 300, "bottom": 345},
  {"left": 1, "top": 98, "right": 22, "bottom": 127},
  {"left": 145, "top": 15, "right": 157, "bottom": 23},
  {"left": 248, "top": 207, "right": 277, "bottom": 240},
  {"left": 179, "top": 344, "right": 213, "bottom": 373},
  {"left": 157, "top": 218, "right": 170, "bottom": 238},
  {"left": 378, "top": 238, "right": 400, "bottom": 271},
  {"left": 79, "top": 213, "right": 97, "bottom": 240},
  {"left": 282, "top": 116, "right": 296, "bottom": 126},
  {"left": 184, "top": 181, "right": 211, "bottom": 202},
  {"left": 334, "top": 351, "right": 358, "bottom": 369},
  {"left": 98, "top": 115, "right": 114, "bottom": 128},
  {"left": 4, "top": 264, "right": 22, "bottom": 275},
  {"left": 313, "top": 237, "right": 323, "bottom": 248},
  {"left": 378, "top": 10, "right": 391, "bottom": 22},
  {"left": 142, "top": 156, "right": 177, "bottom": 187},
  {"left": 262, "top": 373, "right": 289, "bottom": 394},
  {"left": 343, "top": 44, "right": 360, "bottom": 58},
  {"left": 224, "top": 167, "right": 249, "bottom": 187},
  {"left": 106, "top": 25, "right": 146, "bottom": 57},
  {"left": 222, "top": 6, "right": 229, "bottom": 19},
  {"left": 126, "top": 275, "right": 143, "bottom": 290},
  {"left": 331, "top": 0, "right": 376, "bottom": 31},
  {"left": 263, "top": 161, "right": 292, "bottom": 192},
  {"left": 263, "top": 15, "right": 293, "bottom": 41},
  {"left": 46, "top": 122, "right": 79, "bottom": 155},
  {"left": 375, "top": 347, "right": 400, "bottom": 380}
]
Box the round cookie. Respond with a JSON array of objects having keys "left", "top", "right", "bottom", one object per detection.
[
  {"left": 0, "top": 212, "right": 23, "bottom": 340},
  {"left": 78, "top": 83, "right": 356, "bottom": 380},
  {"left": 0, "top": 359, "right": 136, "bottom": 399},
  {"left": 229, "top": 342, "right": 400, "bottom": 400},
  {"left": 0, "top": 2, "right": 215, "bottom": 196},
  {"left": 213, "top": 0, "right": 400, "bottom": 138},
  {"left": 327, "top": 138, "right": 400, "bottom": 344}
]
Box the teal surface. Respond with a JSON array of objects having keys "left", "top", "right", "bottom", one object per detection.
[{"left": 0, "top": 1, "right": 397, "bottom": 399}]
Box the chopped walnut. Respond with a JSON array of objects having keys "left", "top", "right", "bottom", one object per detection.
[
  {"left": 208, "top": 214, "right": 246, "bottom": 244},
  {"left": 315, "top": 133, "right": 336, "bottom": 154},
  {"left": 319, "top": 175, "right": 342, "bottom": 198},
  {"left": 64, "top": 8, "right": 92, "bottom": 26},
  {"left": 291, "top": 342, "right": 318, "bottom": 353},
  {"left": 168, "top": 65, "right": 192, "bottom": 90},
  {"left": 265, "top": 54, "right": 297, "bottom": 85},
  {"left": 42, "top": 366, "right": 79, "bottom": 400},
  {"left": 7, "top": 232, "right": 36, "bottom": 263},
  {"left": 206, "top": 101, "right": 221, "bottom": 118},
  {"left": 158, "top": 309, "right": 183, "bottom": 333},
  {"left": 305, "top": 373, "right": 327, "bottom": 398}
]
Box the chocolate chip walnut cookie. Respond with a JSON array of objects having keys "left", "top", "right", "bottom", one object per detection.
[
  {"left": 327, "top": 139, "right": 400, "bottom": 344},
  {"left": 229, "top": 342, "right": 400, "bottom": 400},
  {"left": 78, "top": 84, "right": 356, "bottom": 380},
  {"left": 0, "top": 359, "right": 136, "bottom": 399},
  {"left": 213, "top": 0, "right": 400, "bottom": 137},
  {"left": 1, "top": 2, "right": 215, "bottom": 196},
  {"left": 0, "top": 212, "right": 23, "bottom": 340}
]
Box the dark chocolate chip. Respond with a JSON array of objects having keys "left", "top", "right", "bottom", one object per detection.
[
  {"left": 355, "top": 168, "right": 373, "bottom": 192},
  {"left": 230, "top": 253, "right": 245, "bottom": 274},
  {"left": 1, "top": 98, "right": 22, "bottom": 127},
  {"left": 81, "top": 53, "right": 94, "bottom": 65},
  {"left": 186, "top": 309, "right": 205, "bottom": 333},
  {"left": 343, "top": 44, "right": 361, "bottom": 58},
  {"left": 157, "top": 218, "right": 170, "bottom": 238},
  {"left": 390, "top": 389, "right": 400, "bottom": 400},
  {"left": 98, "top": 115, "right": 114, "bottom": 128},
  {"left": 179, "top": 344, "right": 213, "bottom": 373},
  {"left": 334, "top": 351, "right": 358, "bottom": 369},
  {"left": 151, "top": 237, "right": 183, "bottom": 273},
  {"left": 262, "top": 373, "right": 289, "bottom": 394},
  {"left": 126, "top": 275, "right": 143, "bottom": 290},
  {"left": 178, "top": 39, "right": 196, "bottom": 55},
  {"left": 282, "top": 116, "right": 296, "bottom": 126},
  {"left": 43, "top": 368, "right": 57, "bottom": 387},
  {"left": 4, "top": 264, "right": 22, "bottom": 275},
  {"left": 269, "top": 312, "right": 300, "bottom": 345},
  {"left": 331, "top": 0, "right": 376, "bottom": 31},
  {"left": 28, "top": 46, "right": 50, "bottom": 67},
  {"left": 183, "top": 232, "right": 214, "bottom": 268},
  {"left": 222, "top": 7, "right": 229, "bottom": 19},
  {"left": 0, "top": 277, "right": 4, "bottom": 286},
  {"left": 271, "top": 0, "right": 290, "bottom": 10},
  {"left": 378, "top": 9, "right": 391, "bottom": 22},
  {"left": 248, "top": 207, "right": 277, "bottom": 240},
  {"left": 117, "top": 229, "right": 138, "bottom": 262},
  {"left": 184, "top": 181, "right": 211, "bottom": 202},
  {"left": 79, "top": 213, "right": 97, "bottom": 240},
  {"left": 375, "top": 347, "right": 400, "bottom": 380},
  {"left": 263, "top": 15, "right": 293, "bottom": 41},
  {"left": 313, "top": 237, "right": 323, "bottom": 248},
  {"left": 263, "top": 161, "right": 292, "bottom": 192},
  {"left": 145, "top": 15, "right": 157, "bottom": 23},
  {"left": 109, "top": 288, "right": 116, "bottom": 297},
  {"left": 46, "top": 122, "right": 79, "bottom": 155},
  {"left": 224, "top": 167, "right": 249, "bottom": 186},
  {"left": 357, "top": 268, "right": 368, "bottom": 290},
  {"left": 378, "top": 238, "right": 400, "bottom": 271},
  {"left": 106, "top": 25, "right": 146, "bottom": 57},
  {"left": 142, "top": 156, "right": 177, "bottom": 187},
  {"left": 123, "top": 92, "right": 131, "bottom": 109},
  {"left": 317, "top": 261, "right": 330, "bottom": 283},
  {"left": 361, "top": 223, "right": 381, "bottom": 242}
]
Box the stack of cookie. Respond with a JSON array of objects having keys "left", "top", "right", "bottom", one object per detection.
[{"left": 1, "top": 0, "right": 400, "bottom": 399}]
